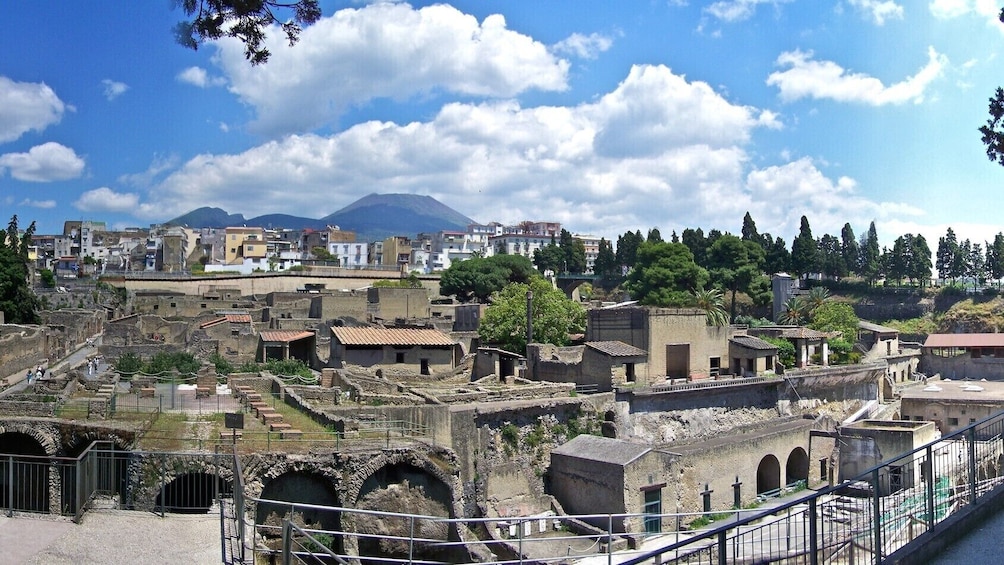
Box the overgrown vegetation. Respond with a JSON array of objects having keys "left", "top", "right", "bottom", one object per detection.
[{"left": 114, "top": 351, "right": 200, "bottom": 379}]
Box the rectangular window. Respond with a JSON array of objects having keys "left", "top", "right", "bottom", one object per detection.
[
  {"left": 396, "top": 352, "right": 405, "bottom": 363},
  {"left": 948, "top": 417, "right": 959, "bottom": 426}
]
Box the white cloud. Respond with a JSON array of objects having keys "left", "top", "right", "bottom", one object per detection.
[
  {"left": 0, "top": 142, "right": 85, "bottom": 181},
  {"left": 0, "top": 76, "right": 66, "bottom": 143},
  {"left": 123, "top": 63, "right": 905, "bottom": 243},
  {"left": 117, "top": 154, "right": 180, "bottom": 188},
  {"left": 176, "top": 67, "right": 226, "bottom": 88},
  {"left": 767, "top": 47, "right": 947, "bottom": 105},
  {"left": 849, "top": 0, "right": 904, "bottom": 25},
  {"left": 552, "top": 32, "right": 614, "bottom": 59},
  {"left": 73, "top": 187, "right": 140, "bottom": 213},
  {"left": 929, "top": 0, "right": 999, "bottom": 21},
  {"left": 19, "top": 198, "right": 56, "bottom": 209},
  {"left": 705, "top": 0, "right": 792, "bottom": 23},
  {"left": 101, "top": 79, "right": 128, "bottom": 101},
  {"left": 211, "top": 3, "right": 570, "bottom": 135}
]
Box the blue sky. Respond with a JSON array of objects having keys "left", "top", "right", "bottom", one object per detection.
[{"left": 2, "top": 1, "right": 1004, "bottom": 250}]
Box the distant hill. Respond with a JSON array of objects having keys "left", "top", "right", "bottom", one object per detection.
[
  {"left": 320, "top": 193, "right": 473, "bottom": 241},
  {"left": 164, "top": 193, "right": 474, "bottom": 242}
]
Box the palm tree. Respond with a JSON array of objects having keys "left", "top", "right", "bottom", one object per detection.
[
  {"left": 778, "top": 296, "right": 808, "bottom": 325},
  {"left": 691, "top": 287, "right": 729, "bottom": 326},
  {"left": 805, "top": 287, "right": 831, "bottom": 318}
]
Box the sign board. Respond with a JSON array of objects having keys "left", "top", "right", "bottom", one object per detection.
[{"left": 225, "top": 412, "right": 244, "bottom": 430}]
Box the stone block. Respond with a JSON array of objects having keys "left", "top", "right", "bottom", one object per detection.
[
  {"left": 270, "top": 422, "right": 292, "bottom": 431},
  {"left": 260, "top": 411, "right": 283, "bottom": 424},
  {"left": 139, "top": 387, "right": 155, "bottom": 398},
  {"left": 280, "top": 429, "right": 302, "bottom": 439}
]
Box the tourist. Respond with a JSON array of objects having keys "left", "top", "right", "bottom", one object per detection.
[
  {"left": 25, "top": 369, "right": 32, "bottom": 384},
  {"left": 35, "top": 368, "right": 42, "bottom": 382}
]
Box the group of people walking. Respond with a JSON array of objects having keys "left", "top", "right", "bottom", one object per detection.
[{"left": 25, "top": 365, "right": 44, "bottom": 384}]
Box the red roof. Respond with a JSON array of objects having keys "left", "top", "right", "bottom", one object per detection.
[
  {"left": 199, "top": 317, "right": 227, "bottom": 329},
  {"left": 259, "top": 330, "right": 314, "bottom": 343},
  {"left": 924, "top": 334, "right": 1004, "bottom": 348},
  {"left": 331, "top": 326, "right": 454, "bottom": 346},
  {"left": 225, "top": 314, "right": 252, "bottom": 323}
]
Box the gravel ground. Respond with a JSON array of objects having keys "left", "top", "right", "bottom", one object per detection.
[{"left": 1, "top": 510, "right": 220, "bottom": 565}]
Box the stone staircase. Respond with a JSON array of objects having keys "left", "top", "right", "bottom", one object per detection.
[{"left": 230, "top": 385, "right": 301, "bottom": 439}]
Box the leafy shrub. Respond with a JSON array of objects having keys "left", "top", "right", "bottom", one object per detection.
[
  {"left": 762, "top": 336, "right": 795, "bottom": 368},
  {"left": 210, "top": 353, "right": 235, "bottom": 375},
  {"left": 501, "top": 423, "right": 519, "bottom": 447},
  {"left": 114, "top": 353, "right": 144, "bottom": 377}
]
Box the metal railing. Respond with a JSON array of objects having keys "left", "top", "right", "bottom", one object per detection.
[
  {"left": 220, "top": 410, "right": 1004, "bottom": 564},
  {"left": 0, "top": 444, "right": 230, "bottom": 521}
]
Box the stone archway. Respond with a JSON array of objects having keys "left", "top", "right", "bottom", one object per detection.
[
  {"left": 786, "top": 447, "right": 809, "bottom": 485},
  {"left": 0, "top": 431, "right": 50, "bottom": 512},
  {"left": 756, "top": 454, "right": 781, "bottom": 495},
  {"left": 342, "top": 449, "right": 463, "bottom": 563},
  {"left": 257, "top": 470, "right": 342, "bottom": 534},
  {"left": 157, "top": 471, "right": 231, "bottom": 513}
]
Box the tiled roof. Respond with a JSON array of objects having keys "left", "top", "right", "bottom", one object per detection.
[
  {"left": 730, "top": 335, "right": 778, "bottom": 351},
  {"left": 924, "top": 333, "right": 1004, "bottom": 348},
  {"left": 858, "top": 321, "right": 899, "bottom": 334},
  {"left": 586, "top": 341, "right": 648, "bottom": 357},
  {"left": 331, "top": 326, "right": 455, "bottom": 346},
  {"left": 199, "top": 317, "right": 227, "bottom": 329},
  {"left": 769, "top": 327, "right": 834, "bottom": 339},
  {"left": 552, "top": 434, "right": 650, "bottom": 465},
  {"left": 259, "top": 330, "right": 314, "bottom": 343},
  {"left": 225, "top": 314, "right": 252, "bottom": 323}
]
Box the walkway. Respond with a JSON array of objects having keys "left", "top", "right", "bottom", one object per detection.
[
  {"left": 1, "top": 334, "right": 106, "bottom": 397},
  {"left": 928, "top": 504, "right": 1004, "bottom": 564},
  {"left": 0, "top": 509, "right": 220, "bottom": 564}
]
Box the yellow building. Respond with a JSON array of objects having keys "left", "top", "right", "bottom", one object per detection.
[{"left": 224, "top": 226, "right": 266, "bottom": 265}]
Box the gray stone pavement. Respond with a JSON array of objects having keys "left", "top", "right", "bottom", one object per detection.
[
  {"left": 1, "top": 333, "right": 106, "bottom": 397},
  {"left": 0, "top": 510, "right": 220, "bottom": 564},
  {"left": 928, "top": 505, "right": 1004, "bottom": 564}
]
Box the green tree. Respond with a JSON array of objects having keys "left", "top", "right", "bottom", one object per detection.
[
  {"left": 690, "top": 287, "right": 729, "bottom": 326},
  {"left": 558, "top": 229, "right": 586, "bottom": 274},
  {"left": 762, "top": 336, "right": 795, "bottom": 368},
  {"left": 764, "top": 235, "right": 790, "bottom": 275},
  {"left": 790, "top": 216, "right": 819, "bottom": 278},
  {"left": 0, "top": 215, "right": 40, "bottom": 324},
  {"left": 808, "top": 301, "right": 859, "bottom": 344},
  {"left": 989, "top": 233, "right": 1004, "bottom": 288},
  {"left": 804, "top": 287, "right": 831, "bottom": 318},
  {"left": 615, "top": 230, "right": 644, "bottom": 270},
  {"left": 706, "top": 234, "right": 765, "bottom": 322},
  {"left": 741, "top": 212, "right": 760, "bottom": 243},
  {"left": 859, "top": 222, "right": 882, "bottom": 285},
  {"left": 593, "top": 238, "right": 618, "bottom": 277},
  {"left": 910, "top": 234, "right": 932, "bottom": 287},
  {"left": 936, "top": 227, "right": 960, "bottom": 283},
  {"left": 680, "top": 228, "right": 708, "bottom": 267},
  {"left": 981, "top": 85, "right": 1004, "bottom": 165},
  {"left": 532, "top": 236, "right": 563, "bottom": 273},
  {"left": 817, "top": 234, "right": 847, "bottom": 279},
  {"left": 625, "top": 241, "right": 708, "bottom": 307},
  {"left": 440, "top": 254, "right": 535, "bottom": 303},
  {"left": 174, "top": 0, "right": 322, "bottom": 65},
  {"left": 840, "top": 223, "right": 859, "bottom": 276},
  {"left": 777, "top": 296, "right": 807, "bottom": 325},
  {"left": 478, "top": 278, "right": 586, "bottom": 354},
  {"left": 647, "top": 228, "right": 663, "bottom": 243}
]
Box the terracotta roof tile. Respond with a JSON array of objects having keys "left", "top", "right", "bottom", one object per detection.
[
  {"left": 730, "top": 335, "right": 778, "bottom": 351},
  {"left": 199, "top": 317, "right": 227, "bottom": 329},
  {"left": 586, "top": 341, "right": 648, "bottom": 357},
  {"left": 259, "top": 330, "right": 314, "bottom": 343},
  {"left": 225, "top": 314, "right": 252, "bottom": 323},
  {"left": 924, "top": 333, "right": 1004, "bottom": 348},
  {"left": 331, "top": 326, "right": 455, "bottom": 346}
]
